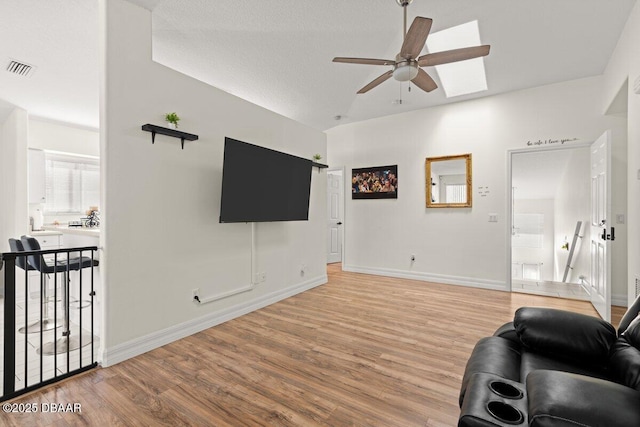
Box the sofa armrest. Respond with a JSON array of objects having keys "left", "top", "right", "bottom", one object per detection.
[
  {"left": 527, "top": 370, "right": 640, "bottom": 427},
  {"left": 493, "top": 321, "right": 519, "bottom": 343},
  {"left": 514, "top": 307, "right": 616, "bottom": 364}
]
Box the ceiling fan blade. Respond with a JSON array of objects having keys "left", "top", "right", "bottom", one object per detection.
[
  {"left": 411, "top": 68, "right": 438, "bottom": 92},
  {"left": 333, "top": 57, "right": 396, "bottom": 66},
  {"left": 400, "top": 17, "right": 433, "bottom": 60},
  {"left": 418, "top": 45, "right": 490, "bottom": 67},
  {"left": 357, "top": 70, "right": 393, "bottom": 94}
]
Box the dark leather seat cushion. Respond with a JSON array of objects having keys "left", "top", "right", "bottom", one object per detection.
[
  {"left": 527, "top": 370, "right": 640, "bottom": 427},
  {"left": 520, "top": 351, "right": 609, "bottom": 383}
]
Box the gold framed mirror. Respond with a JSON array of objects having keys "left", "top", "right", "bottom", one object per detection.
[{"left": 425, "top": 153, "right": 472, "bottom": 208}]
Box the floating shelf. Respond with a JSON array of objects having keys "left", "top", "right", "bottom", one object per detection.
[
  {"left": 312, "top": 162, "right": 328, "bottom": 169},
  {"left": 141, "top": 124, "right": 199, "bottom": 149}
]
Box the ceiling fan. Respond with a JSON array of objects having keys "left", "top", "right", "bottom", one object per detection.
[{"left": 333, "top": 0, "right": 490, "bottom": 94}]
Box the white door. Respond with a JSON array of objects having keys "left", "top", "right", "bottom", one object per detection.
[
  {"left": 590, "top": 131, "right": 612, "bottom": 321},
  {"left": 327, "top": 171, "right": 343, "bottom": 263}
]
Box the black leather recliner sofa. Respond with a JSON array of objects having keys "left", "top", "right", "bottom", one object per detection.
[{"left": 458, "top": 297, "right": 640, "bottom": 427}]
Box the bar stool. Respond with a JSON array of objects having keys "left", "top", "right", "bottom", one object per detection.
[
  {"left": 21, "top": 236, "right": 98, "bottom": 355},
  {"left": 8, "top": 238, "right": 61, "bottom": 333}
]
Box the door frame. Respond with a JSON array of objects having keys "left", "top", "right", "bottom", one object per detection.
[
  {"left": 327, "top": 166, "right": 346, "bottom": 265},
  {"left": 506, "top": 141, "right": 593, "bottom": 293}
]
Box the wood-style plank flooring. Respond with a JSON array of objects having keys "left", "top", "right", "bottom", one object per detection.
[{"left": 1, "top": 264, "right": 625, "bottom": 426}]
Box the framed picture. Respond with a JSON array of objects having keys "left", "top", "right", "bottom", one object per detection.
[{"left": 351, "top": 165, "right": 398, "bottom": 199}]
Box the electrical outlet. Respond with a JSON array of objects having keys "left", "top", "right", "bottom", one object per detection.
[{"left": 489, "top": 214, "right": 498, "bottom": 222}]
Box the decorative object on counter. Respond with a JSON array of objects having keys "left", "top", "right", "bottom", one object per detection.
[
  {"left": 84, "top": 207, "right": 100, "bottom": 228},
  {"left": 561, "top": 237, "right": 569, "bottom": 250},
  {"left": 165, "top": 112, "right": 180, "bottom": 129},
  {"left": 141, "top": 124, "right": 199, "bottom": 149}
]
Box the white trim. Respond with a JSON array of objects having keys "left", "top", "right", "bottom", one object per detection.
[
  {"left": 506, "top": 141, "right": 593, "bottom": 294},
  {"left": 101, "top": 274, "right": 328, "bottom": 367},
  {"left": 327, "top": 166, "right": 346, "bottom": 266},
  {"left": 342, "top": 265, "right": 506, "bottom": 291},
  {"left": 612, "top": 293, "right": 628, "bottom": 307}
]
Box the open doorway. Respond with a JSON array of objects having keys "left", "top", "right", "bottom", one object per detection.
[{"left": 509, "top": 144, "right": 592, "bottom": 300}]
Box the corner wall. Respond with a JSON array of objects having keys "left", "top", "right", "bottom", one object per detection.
[
  {"left": 100, "top": 0, "right": 327, "bottom": 365},
  {"left": 327, "top": 76, "right": 627, "bottom": 300},
  {"left": 0, "top": 107, "right": 29, "bottom": 252},
  {"left": 603, "top": 1, "right": 640, "bottom": 306}
]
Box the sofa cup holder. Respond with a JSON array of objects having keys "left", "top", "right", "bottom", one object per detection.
[
  {"left": 488, "top": 380, "right": 524, "bottom": 399},
  {"left": 486, "top": 401, "right": 524, "bottom": 425}
]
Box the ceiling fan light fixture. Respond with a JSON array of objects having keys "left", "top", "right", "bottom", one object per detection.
[{"left": 393, "top": 63, "right": 419, "bottom": 82}]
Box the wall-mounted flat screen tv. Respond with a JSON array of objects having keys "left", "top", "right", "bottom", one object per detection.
[{"left": 219, "top": 137, "right": 313, "bottom": 223}]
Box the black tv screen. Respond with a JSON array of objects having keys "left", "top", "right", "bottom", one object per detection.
[{"left": 219, "top": 137, "right": 313, "bottom": 223}]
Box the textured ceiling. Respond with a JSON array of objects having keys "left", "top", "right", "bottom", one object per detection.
[{"left": 0, "top": 0, "right": 636, "bottom": 131}]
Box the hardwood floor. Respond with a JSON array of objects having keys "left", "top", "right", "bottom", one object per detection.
[{"left": 1, "top": 264, "right": 626, "bottom": 426}]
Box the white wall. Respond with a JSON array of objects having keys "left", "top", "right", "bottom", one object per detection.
[
  {"left": 29, "top": 118, "right": 99, "bottom": 157},
  {"left": 603, "top": 1, "right": 640, "bottom": 306},
  {"left": 327, "top": 76, "right": 627, "bottom": 299},
  {"left": 99, "top": 0, "right": 327, "bottom": 365},
  {"left": 0, "top": 107, "right": 29, "bottom": 252}
]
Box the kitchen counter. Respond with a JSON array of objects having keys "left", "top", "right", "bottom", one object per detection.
[
  {"left": 31, "top": 230, "right": 64, "bottom": 237},
  {"left": 42, "top": 225, "right": 100, "bottom": 237}
]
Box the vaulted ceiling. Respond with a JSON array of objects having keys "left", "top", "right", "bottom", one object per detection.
[{"left": 0, "top": 0, "right": 635, "bottom": 130}]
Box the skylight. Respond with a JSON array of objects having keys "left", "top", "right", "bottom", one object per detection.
[{"left": 426, "top": 20, "right": 488, "bottom": 98}]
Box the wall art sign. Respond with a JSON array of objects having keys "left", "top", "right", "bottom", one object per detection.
[
  {"left": 352, "top": 165, "right": 398, "bottom": 199},
  {"left": 526, "top": 137, "right": 578, "bottom": 147}
]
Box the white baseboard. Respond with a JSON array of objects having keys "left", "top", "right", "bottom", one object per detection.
[
  {"left": 612, "top": 293, "right": 628, "bottom": 307},
  {"left": 101, "top": 274, "right": 328, "bottom": 367},
  {"left": 343, "top": 264, "right": 630, "bottom": 308},
  {"left": 342, "top": 265, "right": 507, "bottom": 291}
]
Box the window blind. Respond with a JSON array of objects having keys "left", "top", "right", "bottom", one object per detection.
[{"left": 44, "top": 152, "right": 100, "bottom": 214}]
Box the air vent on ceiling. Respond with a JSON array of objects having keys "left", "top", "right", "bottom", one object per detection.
[{"left": 6, "top": 59, "right": 36, "bottom": 77}]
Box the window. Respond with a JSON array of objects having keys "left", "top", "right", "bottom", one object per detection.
[
  {"left": 44, "top": 152, "right": 100, "bottom": 214},
  {"left": 425, "top": 20, "right": 488, "bottom": 98},
  {"left": 445, "top": 184, "right": 467, "bottom": 203}
]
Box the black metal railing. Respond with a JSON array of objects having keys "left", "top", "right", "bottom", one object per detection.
[{"left": 1, "top": 246, "right": 99, "bottom": 401}]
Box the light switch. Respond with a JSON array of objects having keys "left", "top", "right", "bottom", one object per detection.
[
  {"left": 617, "top": 214, "right": 625, "bottom": 224},
  {"left": 489, "top": 214, "right": 498, "bottom": 222}
]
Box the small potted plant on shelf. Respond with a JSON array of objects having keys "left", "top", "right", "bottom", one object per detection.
[
  {"left": 312, "top": 154, "right": 322, "bottom": 162},
  {"left": 165, "top": 112, "right": 180, "bottom": 129}
]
